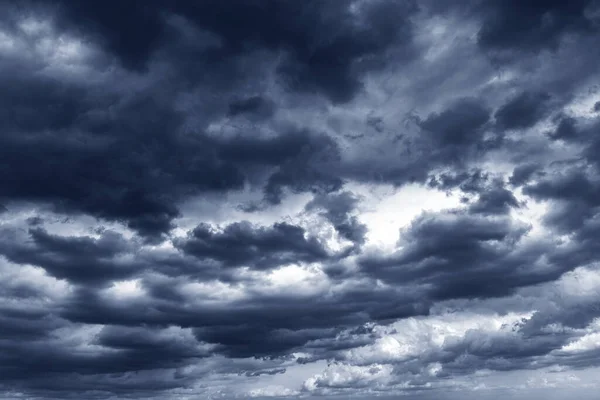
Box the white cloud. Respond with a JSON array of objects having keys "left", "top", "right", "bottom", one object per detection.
[
  {"left": 303, "top": 363, "right": 393, "bottom": 392},
  {"left": 247, "top": 385, "right": 299, "bottom": 397},
  {"left": 341, "top": 311, "right": 531, "bottom": 365}
]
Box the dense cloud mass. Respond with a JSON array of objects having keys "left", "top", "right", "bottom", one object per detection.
[{"left": 1, "top": 0, "right": 600, "bottom": 399}]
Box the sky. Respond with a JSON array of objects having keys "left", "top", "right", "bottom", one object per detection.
[{"left": 1, "top": 0, "right": 600, "bottom": 399}]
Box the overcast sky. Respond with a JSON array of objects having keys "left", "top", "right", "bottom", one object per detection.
[{"left": 1, "top": 0, "right": 600, "bottom": 399}]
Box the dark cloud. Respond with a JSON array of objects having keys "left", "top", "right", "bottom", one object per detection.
[
  {"left": 509, "top": 164, "right": 541, "bottom": 186},
  {"left": 477, "top": 0, "right": 596, "bottom": 54},
  {"left": 0, "top": 323, "right": 211, "bottom": 395},
  {"left": 2, "top": 0, "right": 600, "bottom": 398},
  {"left": 469, "top": 180, "right": 520, "bottom": 215},
  {"left": 547, "top": 115, "right": 578, "bottom": 141},
  {"left": 95, "top": 325, "right": 210, "bottom": 366},
  {"left": 360, "top": 210, "right": 568, "bottom": 301},
  {"left": 430, "top": 172, "right": 520, "bottom": 214},
  {"left": 0, "top": 73, "right": 87, "bottom": 133},
  {"left": 244, "top": 367, "right": 286, "bottom": 377},
  {"left": 54, "top": 1, "right": 166, "bottom": 71},
  {"left": 48, "top": 278, "right": 429, "bottom": 367},
  {"left": 343, "top": 98, "right": 497, "bottom": 191},
  {"left": 428, "top": 169, "right": 490, "bottom": 193},
  {"left": 523, "top": 169, "right": 600, "bottom": 232},
  {"left": 306, "top": 191, "right": 368, "bottom": 249},
  {"left": 0, "top": 78, "right": 239, "bottom": 239},
  {"left": 48, "top": 0, "right": 419, "bottom": 103},
  {"left": 494, "top": 91, "right": 553, "bottom": 130},
  {"left": 0, "top": 307, "right": 61, "bottom": 341},
  {"left": 176, "top": 221, "right": 330, "bottom": 269},
  {"left": 0, "top": 64, "right": 346, "bottom": 239},
  {"left": 216, "top": 129, "right": 344, "bottom": 205},
  {"left": 58, "top": 277, "right": 427, "bottom": 331},
  {"left": 1, "top": 0, "right": 395, "bottom": 240},
  {"left": 227, "top": 95, "right": 275, "bottom": 118},
  {"left": 194, "top": 325, "right": 337, "bottom": 358},
  {"left": 0, "top": 227, "right": 139, "bottom": 284},
  {"left": 262, "top": 133, "right": 344, "bottom": 204},
  {"left": 443, "top": 327, "right": 566, "bottom": 364},
  {"left": 420, "top": 98, "right": 491, "bottom": 147}
]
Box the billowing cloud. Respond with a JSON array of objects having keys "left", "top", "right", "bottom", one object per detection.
[{"left": 2, "top": 1, "right": 600, "bottom": 399}]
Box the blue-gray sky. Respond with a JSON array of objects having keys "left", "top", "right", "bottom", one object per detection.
[{"left": 1, "top": 0, "right": 600, "bottom": 398}]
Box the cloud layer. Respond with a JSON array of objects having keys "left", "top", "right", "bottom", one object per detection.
[{"left": 1, "top": 0, "right": 600, "bottom": 398}]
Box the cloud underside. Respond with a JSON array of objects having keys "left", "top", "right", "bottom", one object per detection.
[{"left": 1, "top": 0, "right": 600, "bottom": 398}]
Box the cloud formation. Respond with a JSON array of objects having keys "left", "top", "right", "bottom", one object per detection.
[{"left": 1, "top": 0, "right": 600, "bottom": 399}]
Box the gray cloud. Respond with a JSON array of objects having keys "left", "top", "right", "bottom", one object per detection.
[{"left": 1, "top": 0, "right": 600, "bottom": 398}]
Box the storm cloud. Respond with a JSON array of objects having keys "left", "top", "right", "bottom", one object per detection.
[{"left": 1, "top": 1, "right": 600, "bottom": 399}]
